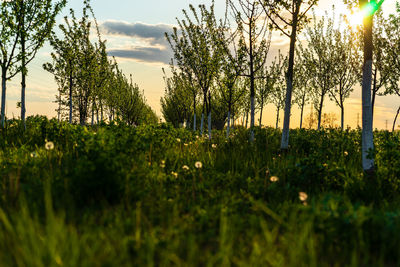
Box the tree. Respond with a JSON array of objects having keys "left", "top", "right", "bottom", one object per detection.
[
  {"left": 161, "top": 68, "right": 192, "bottom": 127},
  {"left": 293, "top": 45, "right": 311, "bottom": 129},
  {"left": 166, "top": 3, "right": 221, "bottom": 139},
  {"left": 212, "top": 19, "right": 247, "bottom": 137},
  {"left": 352, "top": 12, "right": 391, "bottom": 128},
  {"left": 269, "top": 52, "right": 287, "bottom": 129},
  {"left": 14, "top": 0, "right": 66, "bottom": 129},
  {"left": 44, "top": 8, "right": 82, "bottom": 123},
  {"left": 263, "top": 0, "right": 319, "bottom": 149},
  {"left": 384, "top": 3, "right": 400, "bottom": 131},
  {"left": 227, "top": 0, "right": 271, "bottom": 141},
  {"left": 0, "top": 1, "right": 21, "bottom": 127},
  {"left": 344, "top": 0, "right": 385, "bottom": 172},
  {"left": 302, "top": 13, "right": 337, "bottom": 130},
  {"left": 329, "top": 21, "right": 358, "bottom": 130}
]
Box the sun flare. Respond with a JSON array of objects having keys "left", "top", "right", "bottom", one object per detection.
[{"left": 335, "top": 3, "right": 364, "bottom": 28}]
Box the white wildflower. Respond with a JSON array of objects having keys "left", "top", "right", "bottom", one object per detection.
[
  {"left": 195, "top": 161, "right": 203, "bottom": 169},
  {"left": 45, "top": 141, "right": 54, "bottom": 150},
  {"left": 299, "top": 192, "right": 308, "bottom": 202}
]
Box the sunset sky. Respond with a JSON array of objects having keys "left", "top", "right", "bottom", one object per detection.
[{"left": 4, "top": 0, "right": 399, "bottom": 129}]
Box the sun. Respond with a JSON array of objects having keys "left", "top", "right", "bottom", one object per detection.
[
  {"left": 335, "top": 3, "right": 364, "bottom": 28},
  {"left": 345, "top": 10, "right": 364, "bottom": 27}
]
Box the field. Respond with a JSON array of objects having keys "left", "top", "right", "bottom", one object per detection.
[{"left": 1, "top": 116, "right": 400, "bottom": 266}]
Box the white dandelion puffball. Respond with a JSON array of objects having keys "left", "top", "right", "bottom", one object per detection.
[
  {"left": 182, "top": 165, "right": 190, "bottom": 171},
  {"left": 270, "top": 176, "right": 279, "bottom": 182},
  {"left": 45, "top": 141, "right": 54, "bottom": 150},
  {"left": 299, "top": 192, "right": 308, "bottom": 202},
  {"left": 195, "top": 161, "right": 202, "bottom": 169}
]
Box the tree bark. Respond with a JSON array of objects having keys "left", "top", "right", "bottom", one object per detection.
[
  {"left": 69, "top": 63, "right": 73, "bottom": 124},
  {"left": 226, "top": 110, "right": 231, "bottom": 138},
  {"left": 193, "top": 94, "right": 196, "bottom": 131},
  {"left": 361, "top": 12, "right": 375, "bottom": 172},
  {"left": 1, "top": 68, "right": 7, "bottom": 128},
  {"left": 300, "top": 104, "right": 304, "bottom": 129},
  {"left": 259, "top": 98, "right": 264, "bottom": 126},
  {"left": 250, "top": 95, "right": 255, "bottom": 141},
  {"left": 275, "top": 106, "right": 280, "bottom": 129},
  {"left": 317, "top": 94, "right": 324, "bottom": 130},
  {"left": 392, "top": 106, "right": 400, "bottom": 132},
  {"left": 371, "top": 68, "right": 377, "bottom": 128},
  {"left": 208, "top": 111, "right": 212, "bottom": 140},
  {"left": 281, "top": 3, "right": 300, "bottom": 150},
  {"left": 341, "top": 106, "right": 345, "bottom": 130},
  {"left": 20, "top": 9, "right": 27, "bottom": 130}
]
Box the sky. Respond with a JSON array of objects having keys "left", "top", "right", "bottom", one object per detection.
[{"left": 3, "top": 0, "right": 399, "bottom": 129}]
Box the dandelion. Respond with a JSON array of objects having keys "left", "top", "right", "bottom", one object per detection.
[
  {"left": 45, "top": 141, "right": 54, "bottom": 150},
  {"left": 196, "top": 135, "right": 199, "bottom": 139},
  {"left": 176, "top": 138, "right": 181, "bottom": 143},
  {"left": 182, "top": 165, "right": 190, "bottom": 171},
  {"left": 323, "top": 163, "right": 328, "bottom": 168},
  {"left": 195, "top": 161, "right": 203, "bottom": 169},
  {"left": 299, "top": 192, "right": 308, "bottom": 202},
  {"left": 265, "top": 169, "right": 270, "bottom": 177},
  {"left": 30, "top": 152, "right": 38, "bottom": 158},
  {"left": 270, "top": 176, "right": 279, "bottom": 182},
  {"left": 160, "top": 160, "right": 166, "bottom": 168},
  {"left": 171, "top": 171, "right": 178, "bottom": 178},
  {"left": 212, "top": 144, "right": 217, "bottom": 149},
  {"left": 184, "top": 143, "right": 188, "bottom": 147},
  {"left": 344, "top": 151, "right": 348, "bottom": 156}
]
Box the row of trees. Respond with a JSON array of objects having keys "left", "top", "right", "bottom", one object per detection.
[
  {"left": 0, "top": 0, "right": 157, "bottom": 127},
  {"left": 0, "top": 0, "right": 66, "bottom": 129},
  {"left": 44, "top": 1, "right": 157, "bottom": 126},
  {"left": 161, "top": 0, "right": 399, "bottom": 172}
]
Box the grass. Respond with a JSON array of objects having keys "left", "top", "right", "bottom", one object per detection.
[{"left": 0, "top": 116, "right": 400, "bottom": 266}]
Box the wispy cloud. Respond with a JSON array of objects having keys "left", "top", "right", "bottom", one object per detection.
[
  {"left": 107, "top": 47, "right": 172, "bottom": 64},
  {"left": 100, "top": 20, "right": 174, "bottom": 64},
  {"left": 101, "top": 21, "right": 174, "bottom": 46}
]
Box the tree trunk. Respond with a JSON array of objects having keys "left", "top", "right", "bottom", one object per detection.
[
  {"left": 340, "top": 106, "right": 345, "bottom": 130},
  {"left": 226, "top": 110, "right": 231, "bottom": 138},
  {"left": 249, "top": 20, "right": 255, "bottom": 142},
  {"left": 281, "top": 4, "right": 300, "bottom": 150},
  {"left": 361, "top": 12, "right": 375, "bottom": 172},
  {"left": 207, "top": 92, "right": 211, "bottom": 139},
  {"left": 20, "top": 11, "right": 27, "bottom": 130},
  {"left": 250, "top": 96, "right": 255, "bottom": 141},
  {"left": 259, "top": 98, "right": 264, "bottom": 126},
  {"left": 1, "top": 68, "right": 7, "bottom": 128},
  {"left": 91, "top": 102, "right": 95, "bottom": 126},
  {"left": 317, "top": 94, "right": 324, "bottom": 131},
  {"left": 392, "top": 106, "right": 400, "bottom": 132},
  {"left": 208, "top": 111, "right": 212, "bottom": 140},
  {"left": 299, "top": 104, "right": 304, "bottom": 129},
  {"left": 193, "top": 94, "right": 196, "bottom": 131},
  {"left": 200, "top": 113, "right": 204, "bottom": 136},
  {"left": 371, "top": 68, "right": 377, "bottom": 128},
  {"left": 276, "top": 106, "right": 280, "bottom": 129},
  {"left": 69, "top": 67, "right": 73, "bottom": 124}
]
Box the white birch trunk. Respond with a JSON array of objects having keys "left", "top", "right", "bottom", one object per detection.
[
  {"left": 200, "top": 113, "right": 204, "bottom": 136},
  {"left": 250, "top": 96, "right": 255, "bottom": 142},
  {"left": 281, "top": 78, "right": 293, "bottom": 149},
  {"left": 226, "top": 111, "right": 231, "bottom": 138},
  {"left": 208, "top": 111, "right": 212, "bottom": 140},
  {"left": 362, "top": 59, "right": 374, "bottom": 171}
]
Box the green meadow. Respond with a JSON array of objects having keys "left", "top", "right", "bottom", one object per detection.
[{"left": 0, "top": 116, "right": 400, "bottom": 266}]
